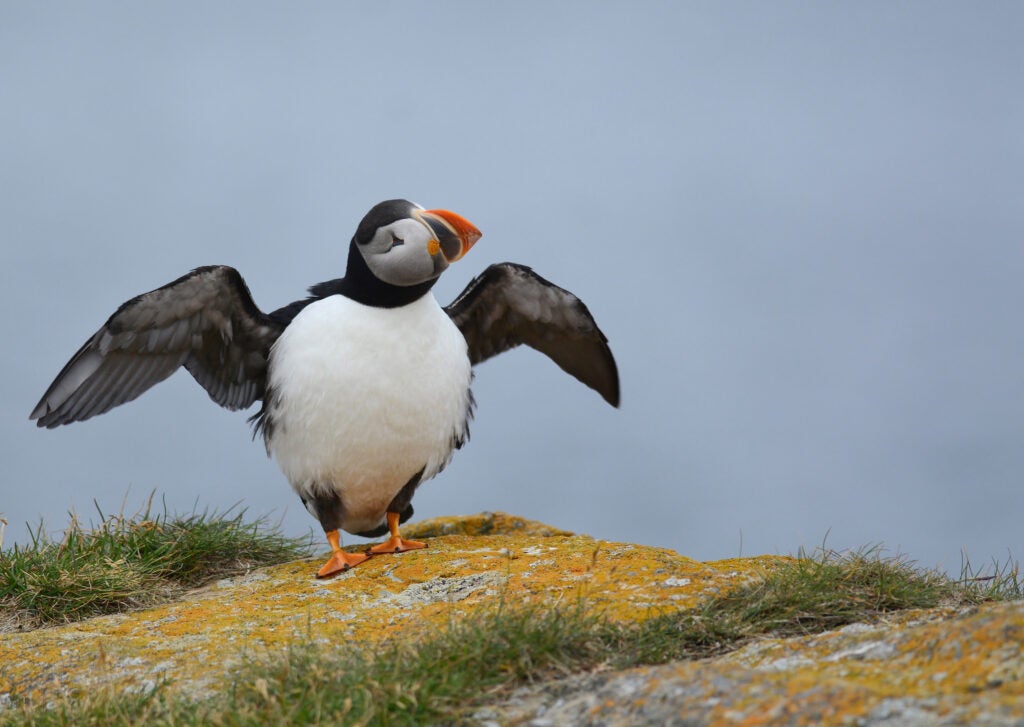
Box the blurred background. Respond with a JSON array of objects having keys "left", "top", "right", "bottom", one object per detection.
[{"left": 3, "top": 3, "right": 1022, "bottom": 573}]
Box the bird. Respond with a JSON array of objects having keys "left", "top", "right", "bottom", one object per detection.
[{"left": 30, "top": 199, "right": 620, "bottom": 578}]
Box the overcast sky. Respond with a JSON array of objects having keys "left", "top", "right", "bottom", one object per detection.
[{"left": 3, "top": 3, "right": 1022, "bottom": 574}]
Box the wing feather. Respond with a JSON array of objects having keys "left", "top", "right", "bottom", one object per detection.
[
  {"left": 445, "top": 263, "right": 620, "bottom": 407},
  {"left": 73, "top": 356, "right": 140, "bottom": 421},
  {"left": 31, "top": 265, "right": 283, "bottom": 428}
]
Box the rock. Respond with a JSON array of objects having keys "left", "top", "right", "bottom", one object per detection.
[
  {"left": 0, "top": 512, "right": 774, "bottom": 705},
  {"left": 1, "top": 512, "right": 1022, "bottom": 725},
  {"left": 484, "top": 601, "right": 1024, "bottom": 725}
]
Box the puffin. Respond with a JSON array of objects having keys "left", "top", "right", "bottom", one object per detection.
[{"left": 30, "top": 199, "right": 619, "bottom": 577}]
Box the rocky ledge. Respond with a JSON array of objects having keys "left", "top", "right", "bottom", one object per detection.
[{"left": 1, "top": 512, "right": 1022, "bottom": 725}]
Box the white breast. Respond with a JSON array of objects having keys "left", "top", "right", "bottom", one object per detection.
[{"left": 266, "top": 294, "right": 472, "bottom": 533}]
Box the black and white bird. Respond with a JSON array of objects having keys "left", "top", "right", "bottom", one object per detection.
[{"left": 31, "top": 200, "right": 619, "bottom": 577}]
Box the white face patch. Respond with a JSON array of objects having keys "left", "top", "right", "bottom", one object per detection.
[{"left": 359, "top": 218, "right": 448, "bottom": 287}]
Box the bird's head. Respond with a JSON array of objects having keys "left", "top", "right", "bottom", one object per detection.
[{"left": 351, "top": 199, "right": 481, "bottom": 288}]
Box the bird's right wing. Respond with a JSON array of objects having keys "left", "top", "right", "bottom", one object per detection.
[
  {"left": 31, "top": 265, "right": 283, "bottom": 428},
  {"left": 445, "top": 262, "right": 620, "bottom": 407}
]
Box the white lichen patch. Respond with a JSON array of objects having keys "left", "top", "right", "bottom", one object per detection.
[
  {"left": 376, "top": 572, "right": 508, "bottom": 608},
  {"left": 660, "top": 576, "right": 691, "bottom": 587}
]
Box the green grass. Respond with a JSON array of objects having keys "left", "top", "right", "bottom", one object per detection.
[
  {"left": 223, "top": 604, "right": 616, "bottom": 725},
  {"left": 0, "top": 494, "right": 309, "bottom": 627},
  {"left": 2, "top": 541, "right": 1019, "bottom": 726},
  {"left": 622, "top": 545, "right": 987, "bottom": 664},
  {"left": 959, "top": 548, "right": 1024, "bottom": 602}
]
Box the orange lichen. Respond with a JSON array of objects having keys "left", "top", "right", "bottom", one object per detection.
[
  {"left": 9, "top": 510, "right": 1020, "bottom": 725},
  {"left": 506, "top": 601, "right": 1022, "bottom": 727},
  {"left": 683, "top": 602, "right": 1024, "bottom": 725},
  {"left": 0, "top": 512, "right": 775, "bottom": 704}
]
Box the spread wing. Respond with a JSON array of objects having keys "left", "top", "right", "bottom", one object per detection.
[
  {"left": 445, "top": 263, "right": 620, "bottom": 407},
  {"left": 31, "top": 265, "right": 283, "bottom": 428}
]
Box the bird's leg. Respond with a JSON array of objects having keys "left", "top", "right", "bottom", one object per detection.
[
  {"left": 317, "top": 529, "right": 369, "bottom": 578},
  {"left": 367, "top": 511, "right": 426, "bottom": 555}
]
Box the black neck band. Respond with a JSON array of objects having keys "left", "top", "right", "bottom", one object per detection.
[{"left": 338, "top": 239, "right": 437, "bottom": 308}]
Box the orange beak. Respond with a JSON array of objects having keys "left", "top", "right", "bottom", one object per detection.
[{"left": 416, "top": 208, "right": 482, "bottom": 262}]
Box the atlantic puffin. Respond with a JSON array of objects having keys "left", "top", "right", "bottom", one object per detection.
[{"left": 30, "top": 199, "right": 619, "bottom": 577}]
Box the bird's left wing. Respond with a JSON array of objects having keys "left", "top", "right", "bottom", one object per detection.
[
  {"left": 445, "top": 263, "right": 620, "bottom": 407},
  {"left": 31, "top": 265, "right": 283, "bottom": 428}
]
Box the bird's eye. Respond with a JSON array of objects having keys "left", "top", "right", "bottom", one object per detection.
[{"left": 390, "top": 234, "right": 405, "bottom": 247}]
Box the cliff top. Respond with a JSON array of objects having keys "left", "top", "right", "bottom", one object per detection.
[{"left": 1, "top": 512, "right": 1021, "bottom": 725}]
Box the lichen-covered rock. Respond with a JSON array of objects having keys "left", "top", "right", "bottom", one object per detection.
[
  {"left": 0, "top": 512, "right": 777, "bottom": 704},
  {"left": 2, "top": 512, "right": 1022, "bottom": 726},
  {"left": 479, "top": 601, "right": 1024, "bottom": 726}
]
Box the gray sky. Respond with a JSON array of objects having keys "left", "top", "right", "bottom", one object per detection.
[{"left": 3, "top": 3, "right": 1022, "bottom": 574}]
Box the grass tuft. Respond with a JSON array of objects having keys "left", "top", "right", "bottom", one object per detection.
[
  {"left": 223, "top": 604, "right": 615, "bottom": 725},
  {"left": 959, "top": 549, "right": 1024, "bottom": 602},
  {"left": 622, "top": 545, "right": 978, "bottom": 664},
  {"left": 0, "top": 493, "right": 309, "bottom": 627}
]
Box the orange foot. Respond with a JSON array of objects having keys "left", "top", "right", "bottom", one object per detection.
[
  {"left": 368, "top": 535, "right": 426, "bottom": 555},
  {"left": 316, "top": 530, "right": 370, "bottom": 578},
  {"left": 367, "top": 511, "right": 427, "bottom": 555}
]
